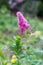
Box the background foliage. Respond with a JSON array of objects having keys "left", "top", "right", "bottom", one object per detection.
[{"left": 0, "top": 0, "right": 43, "bottom": 17}]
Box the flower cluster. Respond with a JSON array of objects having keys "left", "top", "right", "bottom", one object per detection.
[
  {"left": 30, "top": 31, "right": 41, "bottom": 38},
  {"left": 11, "top": 55, "right": 17, "bottom": 64},
  {"left": 16, "top": 12, "right": 30, "bottom": 33}
]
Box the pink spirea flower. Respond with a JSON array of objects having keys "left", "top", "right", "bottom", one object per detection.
[{"left": 16, "top": 12, "right": 30, "bottom": 33}]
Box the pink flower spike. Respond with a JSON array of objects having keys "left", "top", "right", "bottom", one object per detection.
[
  {"left": 20, "top": 27, "right": 25, "bottom": 33},
  {"left": 16, "top": 12, "right": 27, "bottom": 23},
  {"left": 25, "top": 24, "right": 30, "bottom": 29},
  {"left": 16, "top": 11, "right": 30, "bottom": 33}
]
